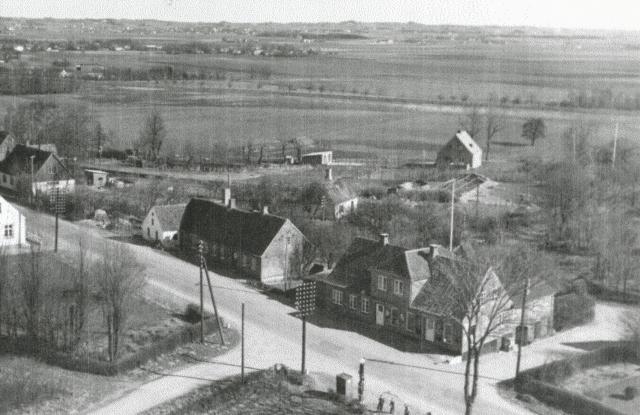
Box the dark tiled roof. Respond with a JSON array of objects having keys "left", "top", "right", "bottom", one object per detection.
[
  {"left": 180, "top": 198, "right": 289, "bottom": 256},
  {"left": 0, "top": 144, "right": 65, "bottom": 176},
  {"left": 152, "top": 204, "right": 186, "bottom": 231},
  {"left": 410, "top": 255, "right": 459, "bottom": 316},
  {"left": 325, "top": 237, "right": 432, "bottom": 294}
]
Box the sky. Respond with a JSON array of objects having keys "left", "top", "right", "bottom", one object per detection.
[{"left": 0, "top": 0, "right": 639, "bottom": 31}]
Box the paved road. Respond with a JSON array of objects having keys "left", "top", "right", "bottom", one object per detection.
[{"left": 22, "top": 206, "right": 626, "bottom": 415}]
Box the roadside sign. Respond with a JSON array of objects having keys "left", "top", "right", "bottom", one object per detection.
[{"left": 295, "top": 281, "right": 316, "bottom": 317}]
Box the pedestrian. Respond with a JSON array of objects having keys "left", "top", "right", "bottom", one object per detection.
[
  {"left": 389, "top": 399, "right": 395, "bottom": 414},
  {"left": 377, "top": 396, "right": 385, "bottom": 412},
  {"left": 404, "top": 404, "right": 410, "bottom": 415}
]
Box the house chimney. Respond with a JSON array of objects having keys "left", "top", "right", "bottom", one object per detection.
[
  {"left": 262, "top": 205, "right": 269, "bottom": 215},
  {"left": 229, "top": 198, "right": 236, "bottom": 209},
  {"left": 325, "top": 167, "right": 333, "bottom": 182},
  {"left": 223, "top": 188, "right": 231, "bottom": 206},
  {"left": 429, "top": 244, "right": 440, "bottom": 257},
  {"left": 379, "top": 233, "right": 389, "bottom": 246}
]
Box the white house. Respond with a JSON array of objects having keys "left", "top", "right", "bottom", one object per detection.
[
  {"left": 0, "top": 195, "right": 27, "bottom": 247},
  {"left": 142, "top": 203, "right": 187, "bottom": 247}
]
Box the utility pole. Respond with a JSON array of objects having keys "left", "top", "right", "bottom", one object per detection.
[
  {"left": 241, "top": 302, "right": 245, "bottom": 383},
  {"left": 199, "top": 246, "right": 204, "bottom": 343},
  {"left": 54, "top": 187, "right": 60, "bottom": 252},
  {"left": 612, "top": 122, "right": 619, "bottom": 169},
  {"left": 449, "top": 179, "right": 455, "bottom": 252},
  {"left": 358, "top": 358, "right": 365, "bottom": 402},
  {"left": 30, "top": 155, "right": 35, "bottom": 205},
  {"left": 199, "top": 241, "right": 226, "bottom": 345},
  {"left": 515, "top": 277, "right": 530, "bottom": 379}
]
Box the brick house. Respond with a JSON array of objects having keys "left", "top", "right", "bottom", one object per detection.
[
  {"left": 0, "top": 144, "right": 75, "bottom": 195},
  {"left": 436, "top": 130, "right": 482, "bottom": 169},
  {"left": 179, "top": 192, "right": 308, "bottom": 290},
  {"left": 316, "top": 234, "right": 555, "bottom": 354}
]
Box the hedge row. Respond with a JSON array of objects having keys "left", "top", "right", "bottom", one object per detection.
[
  {"left": 553, "top": 291, "right": 595, "bottom": 331},
  {"left": 0, "top": 318, "right": 221, "bottom": 376},
  {"left": 514, "top": 343, "right": 638, "bottom": 415}
]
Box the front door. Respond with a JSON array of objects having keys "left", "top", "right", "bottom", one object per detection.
[
  {"left": 376, "top": 304, "right": 385, "bottom": 325},
  {"left": 424, "top": 316, "right": 435, "bottom": 341}
]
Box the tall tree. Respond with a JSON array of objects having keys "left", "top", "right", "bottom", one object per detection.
[
  {"left": 95, "top": 243, "right": 145, "bottom": 361},
  {"left": 138, "top": 109, "right": 166, "bottom": 162},
  {"left": 460, "top": 106, "right": 482, "bottom": 139},
  {"left": 522, "top": 118, "right": 546, "bottom": 146},
  {"left": 484, "top": 111, "right": 504, "bottom": 161},
  {"left": 441, "top": 243, "right": 548, "bottom": 415}
]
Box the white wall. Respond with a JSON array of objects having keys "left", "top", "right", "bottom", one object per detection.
[
  {"left": 0, "top": 196, "right": 27, "bottom": 246},
  {"left": 33, "top": 179, "right": 75, "bottom": 196}
]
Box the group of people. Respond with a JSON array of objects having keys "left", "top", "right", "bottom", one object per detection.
[{"left": 376, "top": 395, "right": 432, "bottom": 415}]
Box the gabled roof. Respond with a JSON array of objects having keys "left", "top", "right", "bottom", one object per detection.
[
  {"left": 180, "top": 198, "right": 291, "bottom": 256},
  {"left": 0, "top": 131, "right": 12, "bottom": 145},
  {"left": 325, "top": 237, "right": 432, "bottom": 294},
  {"left": 150, "top": 203, "right": 186, "bottom": 232},
  {"left": 0, "top": 144, "right": 68, "bottom": 176},
  {"left": 324, "top": 179, "right": 358, "bottom": 204},
  {"left": 451, "top": 130, "right": 482, "bottom": 157}
]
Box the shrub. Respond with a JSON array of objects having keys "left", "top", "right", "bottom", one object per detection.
[
  {"left": 625, "top": 386, "right": 637, "bottom": 400},
  {"left": 554, "top": 292, "right": 595, "bottom": 331},
  {"left": 184, "top": 303, "right": 202, "bottom": 324}
]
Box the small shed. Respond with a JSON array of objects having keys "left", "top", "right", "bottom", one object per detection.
[
  {"left": 85, "top": 169, "right": 108, "bottom": 188},
  {"left": 436, "top": 130, "right": 483, "bottom": 169},
  {"left": 301, "top": 151, "right": 333, "bottom": 165}
]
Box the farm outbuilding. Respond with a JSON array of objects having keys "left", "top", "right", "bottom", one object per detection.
[
  {"left": 179, "top": 191, "right": 308, "bottom": 290},
  {"left": 142, "top": 203, "right": 187, "bottom": 248},
  {"left": 84, "top": 169, "right": 108, "bottom": 188},
  {"left": 301, "top": 151, "right": 333, "bottom": 165},
  {"left": 436, "top": 130, "right": 482, "bottom": 169}
]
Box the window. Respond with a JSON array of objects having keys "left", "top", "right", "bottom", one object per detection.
[
  {"left": 377, "top": 275, "right": 387, "bottom": 291},
  {"left": 2, "top": 174, "right": 5, "bottom": 183},
  {"left": 361, "top": 297, "right": 370, "bottom": 314},
  {"left": 151, "top": 218, "right": 154, "bottom": 226},
  {"left": 390, "top": 307, "right": 400, "bottom": 326},
  {"left": 393, "top": 280, "right": 404, "bottom": 296},
  {"left": 4, "top": 224, "right": 13, "bottom": 238},
  {"left": 147, "top": 227, "right": 150, "bottom": 237},
  {"left": 349, "top": 294, "right": 357, "bottom": 310},
  {"left": 331, "top": 289, "right": 343, "bottom": 305}
]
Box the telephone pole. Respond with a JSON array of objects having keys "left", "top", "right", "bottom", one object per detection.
[
  {"left": 449, "top": 179, "right": 455, "bottom": 251},
  {"left": 241, "top": 303, "right": 245, "bottom": 383},
  {"left": 198, "top": 241, "right": 226, "bottom": 345},
  {"left": 515, "top": 277, "right": 530, "bottom": 379}
]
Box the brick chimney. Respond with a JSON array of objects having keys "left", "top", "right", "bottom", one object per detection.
[
  {"left": 262, "top": 205, "right": 269, "bottom": 215},
  {"left": 379, "top": 233, "right": 389, "bottom": 246},
  {"left": 229, "top": 198, "right": 236, "bottom": 209},
  {"left": 325, "top": 167, "right": 333, "bottom": 182},
  {"left": 223, "top": 188, "right": 231, "bottom": 206}
]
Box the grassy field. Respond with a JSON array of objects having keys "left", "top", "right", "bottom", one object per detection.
[{"left": 3, "top": 33, "right": 640, "bottom": 168}]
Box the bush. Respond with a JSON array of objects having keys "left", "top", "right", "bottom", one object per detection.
[
  {"left": 554, "top": 292, "right": 595, "bottom": 331},
  {"left": 625, "top": 386, "right": 637, "bottom": 400},
  {"left": 184, "top": 303, "right": 202, "bottom": 323}
]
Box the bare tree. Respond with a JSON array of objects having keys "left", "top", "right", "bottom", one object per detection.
[
  {"left": 561, "top": 122, "right": 597, "bottom": 165},
  {"left": 18, "top": 246, "right": 45, "bottom": 341},
  {"left": 484, "top": 111, "right": 504, "bottom": 161},
  {"left": 459, "top": 106, "right": 482, "bottom": 139},
  {"left": 522, "top": 118, "right": 546, "bottom": 146},
  {"left": 441, "top": 243, "right": 548, "bottom": 415},
  {"left": 95, "top": 243, "right": 145, "bottom": 361},
  {"left": 138, "top": 109, "right": 166, "bottom": 162},
  {"left": 69, "top": 238, "right": 91, "bottom": 348}
]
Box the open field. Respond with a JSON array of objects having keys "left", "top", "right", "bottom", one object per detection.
[{"left": 2, "top": 29, "right": 640, "bottom": 166}]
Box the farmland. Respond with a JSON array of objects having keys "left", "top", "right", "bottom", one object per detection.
[{"left": 2, "top": 22, "right": 640, "bottom": 165}]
